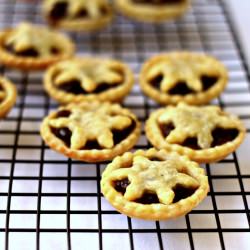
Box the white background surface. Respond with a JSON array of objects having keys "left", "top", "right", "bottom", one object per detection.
[{"left": 227, "top": 0, "right": 250, "bottom": 68}]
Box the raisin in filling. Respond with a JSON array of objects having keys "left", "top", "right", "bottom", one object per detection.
[
  {"left": 57, "top": 80, "right": 85, "bottom": 95},
  {"left": 75, "top": 8, "right": 89, "bottom": 18},
  {"left": 4, "top": 44, "right": 39, "bottom": 57},
  {"left": 56, "top": 76, "right": 122, "bottom": 95},
  {"left": 149, "top": 157, "right": 164, "bottom": 161},
  {"left": 159, "top": 122, "right": 175, "bottom": 138},
  {"left": 150, "top": 74, "right": 218, "bottom": 95},
  {"left": 50, "top": 47, "right": 60, "bottom": 55},
  {"left": 201, "top": 75, "right": 219, "bottom": 91},
  {"left": 168, "top": 81, "right": 195, "bottom": 95},
  {"left": 0, "top": 85, "right": 4, "bottom": 101},
  {"left": 182, "top": 137, "right": 201, "bottom": 150},
  {"left": 211, "top": 127, "right": 239, "bottom": 147},
  {"left": 100, "top": 6, "right": 109, "bottom": 16},
  {"left": 51, "top": 127, "right": 71, "bottom": 147},
  {"left": 150, "top": 74, "right": 163, "bottom": 90},
  {"left": 112, "top": 119, "right": 136, "bottom": 146},
  {"left": 180, "top": 127, "right": 239, "bottom": 149},
  {"left": 49, "top": 1, "right": 68, "bottom": 22},
  {"left": 4, "top": 44, "right": 59, "bottom": 57},
  {"left": 172, "top": 184, "right": 197, "bottom": 203},
  {"left": 50, "top": 117, "right": 136, "bottom": 149},
  {"left": 133, "top": 0, "right": 184, "bottom": 5},
  {"left": 134, "top": 192, "right": 160, "bottom": 204},
  {"left": 114, "top": 178, "right": 130, "bottom": 194},
  {"left": 56, "top": 109, "right": 71, "bottom": 118}
]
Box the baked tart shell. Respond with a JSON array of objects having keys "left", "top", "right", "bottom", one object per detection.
[
  {"left": 115, "top": 0, "right": 190, "bottom": 23},
  {"left": 40, "top": 101, "right": 141, "bottom": 162},
  {"left": 43, "top": 2, "right": 113, "bottom": 31},
  {"left": 145, "top": 107, "right": 246, "bottom": 163},
  {"left": 0, "top": 76, "right": 17, "bottom": 118},
  {"left": 0, "top": 28, "right": 75, "bottom": 71},
  {"left": 140, "top": 52, "right": 228, "bottom": 105},
  {"left": 101, "top": 148, "right": 209, "bottom": 220},
  {"left": 44, "top": 57, "right": 134, "bottom": 104}
]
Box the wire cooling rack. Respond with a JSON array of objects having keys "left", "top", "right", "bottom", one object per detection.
[{"left": 0, "top": 0, "right": 250, "bottom": 249}]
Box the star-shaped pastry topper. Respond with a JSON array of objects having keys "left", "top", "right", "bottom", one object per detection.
[
  {"left": 146, "top": 55, "right": 219, "bottom": 93},
  {"left": 6, "top": 23, "right": 59, "bottom": 57},
  {"left": 158, "top": 103, "right": 240, "bottom": 149},
  {"left": 109, "top": 155, "right": 199, "bottom": 205},
  {"left": 54, "top": 60, "right": 123, "bottom": 93},
  {"left": 49, "top": 105, "right": 132, "bottom": 150}
]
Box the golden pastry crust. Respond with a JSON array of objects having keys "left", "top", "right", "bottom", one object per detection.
[
  {"left": 44, "top": 57, "right": 134, "bottom": 104},
  {"left": 0, "top": 76, "right": 17, "bottom": 118},
  {"left": 140, "top": 52, "right": 228, "bottom": 105},
  {"left": 43, "top": 0, "right": 113, "bottom": 31},
  {"left": 40, "top": 101, "right": 141, "bottom": 162},
  {"left": 0, "top": 22, "right": 75, "bottom": 71},
  {"left": 146, "top": 103, "right": 246, "bottom": 163},
  {"left": 114, "top": 0, "right": 190, "bottom": 23},
  {"left": 101, "top": 148, "right": 209, "bottom": 220}
]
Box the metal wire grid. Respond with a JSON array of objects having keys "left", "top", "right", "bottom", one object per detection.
[{"left": 0, "top": 0, "right": 250, "bottom": 249}]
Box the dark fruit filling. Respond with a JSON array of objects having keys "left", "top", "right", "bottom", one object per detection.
[
  {"left": 50, "top": 117, "right": 136, "bottom": 149},
  {"left": 0, "top": 85, "right": 3, "bottom": 91},
  {"left": 58, "top": 80, "right": 85, "bottom": 95},
  {"left": 51, "top": 127, "right": 71, "bottom": 147},
  {"left": 133, "top": 0, "right": 184, "bottom": 5},
  {"left": 50, "top": 47, "right": 60, "bottom": 55},
  {"left": 75, "top": 8, "right": 88, "bottom": 18},
  {"left": 114, "top": 178, "right": 130, "bottom": 194},
  {"left": 150, "top": 74, "right": 163, "bottom": 90},
  {"left": 172, "top": 184, "right": 197, "bottom": 203},
  {"left": 56, "top": 79, "right": 121, "bottom": 95},
  {"left": 100, "top": 6, "right": 109, "bottom": 15},
  {"left": 49, "top": 1, "right": 68, "bottom": 21},
  {"left": 168, "top": 81, "right": 195, "bottom": 95},
  {"left": 181, "top": 128, "right": 239, "bottom": 149},
  {"left": 201, "top": 75, "right": 219, "bottom": 91},
  {"left": 149, "top": 157, "right": 164, "bottom": 161},
  {"left": 211, "top": 127, "right": 239, "bottom": 147},
  {"left": 16, "top": 48, "right": 39, "bottom": 57},
  {"left": 159, "top": 121, "right": 238, "bottom": 149},
  {"left": 159, "top": 122, "right": 175, "bottom": 138},
  {"left": 4, "top": 44, "right": 39, "bottom": 57},
  {"left": 56, "top": 110, "right": 71, "bottom": 118},
  {"left": 182, "top": 137, "right": 201, "bottom": 150},
  {"left": 5, "top": 44, "right": 60, "bottom": 57},
  {"left": 83, "top": 140, "right": 102, "bottom": 150},
  {"left": 114, "top": 177, "right": 197, "bottom": 205},
  {"left": 112, "top": 119, "right": 136, "bottom": 146},
  {"left": 134, "top": 192, "right": 160, "bottom": 204},
  {"left": 150, "top": 74, "right": 219, "bottom": 95}
]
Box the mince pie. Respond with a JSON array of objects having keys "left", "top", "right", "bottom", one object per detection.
[
  {"left": 114, "top": 0, "right": 190, "bottom": 23},
  {"left": 101, "top": 148, "right": 209, "bottom": 220},
  {"left": 0, "top": 22, "right": 75, "bottom": 71},
  {"left": 40, "top": 101, "right": 141, "bottom": 162},
  {"left": 44, "top": 57, "right": 134, "bottom": 104},
  {"left": 140, "top": 52, "right": 228, "bottom": 105},
  {"left": 43, "top": 0, "right": 113, "bottom": 31},
  {"left": 146, "top": 103, "right": 246, "bottom": 163},
  {"left": 0, "top": 76, "right": 17, "bottom": 118}
]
